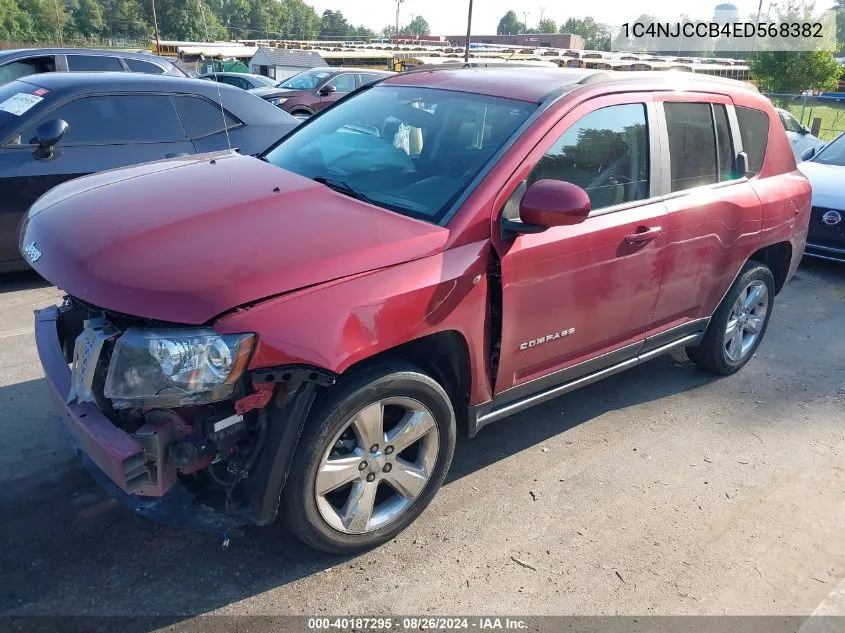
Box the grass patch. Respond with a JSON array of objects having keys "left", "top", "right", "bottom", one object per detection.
[{"left": 769, "top": 97, "right": 845, "bottom": 141}]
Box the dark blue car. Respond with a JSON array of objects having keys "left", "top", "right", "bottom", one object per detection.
[{"left": 0, "top": 72, "right": 299, "bottom": 272}]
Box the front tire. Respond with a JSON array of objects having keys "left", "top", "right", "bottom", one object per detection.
[
  {"left": 686, "top": 261, "right": 775, "bottom": 375},
  {"left": 283, "top": 362, "right": 456, "bottom": 554}
]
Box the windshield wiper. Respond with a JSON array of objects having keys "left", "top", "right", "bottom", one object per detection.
[{"left": 313, "top": 176, "right": 373, "bottom": 204}]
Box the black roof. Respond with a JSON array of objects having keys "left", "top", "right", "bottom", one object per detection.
[
  {"left": 12, "top": 72, "right": 297, "bottom": 126},
  {"left": 0, "top": 47, "right": 176, "bottom": 66}
]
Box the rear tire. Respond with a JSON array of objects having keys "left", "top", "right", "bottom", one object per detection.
[
  {"left": 686, "top": 261, "right": 775, "bottom": 375},
  {"left": 283, "top": 362, "right": 456, "bottom": 554}
]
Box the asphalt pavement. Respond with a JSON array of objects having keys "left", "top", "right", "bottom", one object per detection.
[{"left": 0, "top": 261, "right": 843, "bottom": 626}]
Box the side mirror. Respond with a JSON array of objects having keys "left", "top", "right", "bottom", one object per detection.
[
  {"left": 33, "top": 119, "right": 68, "bottom": 160},
  {"left": 318, "top": 84, "right": 336, "bottom": 96},
  {"left": 800, "top": 126, "right": 811, "bottom": 135},
  {"left": 800, "top": 146, "right": 816, "bottom": 161},
  {"left": 502, "top": 180, "right": 591, "bottom": 239}
]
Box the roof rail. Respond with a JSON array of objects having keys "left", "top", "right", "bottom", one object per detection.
[{"left": 577, "top": 70, "right": 759, "bottom": 92}]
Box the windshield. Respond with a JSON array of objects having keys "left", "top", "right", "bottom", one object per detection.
[
  {"left": 814, "top": 133, "right": 845, "bottom": 167},
  {"left": 264, "top": 86, "right": 537, "bottom": 224},
  {"left": 0, "top": 79, "right": 52, "bottom": 140},
  {"left": 277, "top": 69, "right": 332, "bottom": 90}
]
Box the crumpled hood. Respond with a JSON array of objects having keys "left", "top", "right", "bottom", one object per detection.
[
  {"left": 21, "top": 151, "right": 448, "bottom": 324},
  {"left": 797, "top": 161, "right": 845, "bottom": 210}
]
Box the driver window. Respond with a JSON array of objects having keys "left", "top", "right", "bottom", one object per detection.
[
  {"left": 327, "top": 74, "right": 356, "bottom": 93},
  {"left": 528, "top": 103, "right": 649, "bottom": 211}
]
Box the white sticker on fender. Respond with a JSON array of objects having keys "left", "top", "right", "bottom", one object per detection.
[{"left": 0, "top": 93, "right": 43, "bottom": 116}]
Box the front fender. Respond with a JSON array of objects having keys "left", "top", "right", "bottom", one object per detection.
[{"left": 214, "top": 241, "right": 493, "bottom": 406}]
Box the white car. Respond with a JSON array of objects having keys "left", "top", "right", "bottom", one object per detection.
[
  {"left": 797, "top": 133, "right": 845, "bottom": 263},
  {"left": 776, "top": 108, "right": 826, "bottom": 162}
]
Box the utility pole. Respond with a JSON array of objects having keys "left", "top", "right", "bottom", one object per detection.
[
  {"left": 150, "top": 0, "right": 162, "bottom": 55},
  {"left": 463, "top": 0, "right": 473, "bottom": 62},
  {"left": 52, "top": 0, "right": 63, "bottom": 46},
  {"left": 539, "top": 7, "right": 545, "bottom": 29},
  {"left": 395, "top": 0, "right": 404, "bottom": 39},
  {"left": 751, "top": 0, "right": 764, "bottom": 54},
  {"left": 522, "top": 11, "right": 529, "bottom": 45}
]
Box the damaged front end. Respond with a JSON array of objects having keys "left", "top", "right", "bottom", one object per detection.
[{"left": 36, "top": 297, "right": 334, "bottom": 533}]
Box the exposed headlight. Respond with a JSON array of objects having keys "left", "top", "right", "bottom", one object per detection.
[
  {"left": 103, "top": 328, "right": 254, "bottom": 408},
  {"left": 268, "top": 97, "right": 289, "bottom": 106}
]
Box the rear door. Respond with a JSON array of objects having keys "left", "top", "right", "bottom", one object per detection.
[
  {"left": 0, "top": 93, "right": 193, "bottom": 266},
  {"left": 647, "top": 93, "right": 763, "bottom": 342},
  {"left": 492, "top": 94, "right": 668, "bottom": 396}
]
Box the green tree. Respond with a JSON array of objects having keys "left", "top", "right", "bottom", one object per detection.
[
  {"left": 108, "top": 0, "right": 148, "bottom": 39},
  {"left": 351, "top": 24, "right": 374, "bottom": 39},
  {"left": 749, "top": 50, "right": 842, "bottom": 92},
  {"left": 407, "top": 15, "right": 429, "bottom": 36},
  {"left": 280, "top": 0, "right": 318, "bottom": 39},
  {"left": 537, "top": 18, "right": 556, "bottom": 34},
  {"left": 561, "top": 16, "right": 612, "bottom": 50},
  {"left": 18, "top": 0, "right": 69, "bottom": 42},
  {"left": 214, "top": 0, "right": 249, "bottom": 39},
  {"left": 161, "top": 0, "right": 226, "bottom": 40},
  {"left": 247, "top": 0, "right": 276, "bottom": 38},
  {"left": 318, "top": 9, "right": 349, "bottom": 38},
  {"left": 497, "top": 10, "right": 523, "bottom": 35},
  {"left": 0, "top": 0, "right": 37, "bottom": 40},
  {"left": 71, "top": 0, "right": 106, "bottom": 39}
]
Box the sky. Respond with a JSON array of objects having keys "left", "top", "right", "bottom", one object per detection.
[{"left": 305, "top": 0, "right": 771, "bottom": 36}]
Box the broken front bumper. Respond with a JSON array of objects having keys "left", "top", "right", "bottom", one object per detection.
[
  {"left": 35, "top": 305, "right": 149, "bottom": 494},
  {"left": 35, "top": 304, "right": 334, "bottom": 532},
  {"left": 35, "top": 305, "right": 248, "bottom": 532}
]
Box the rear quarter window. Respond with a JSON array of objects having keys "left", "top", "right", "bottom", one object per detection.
[
  {"left": 172, "top": 96, "right": 239, "bottom": 139},
  {"left": 125, "top": 58, "right": 165, "bottom": 74},
  {"left": 735, "top": 106, "right": 770, "bottom": 177}
]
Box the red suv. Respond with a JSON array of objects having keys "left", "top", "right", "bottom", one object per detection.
[
  {"left": 248, "top": 67, "right": 394, "bottom": 119},
  {"left": 23, "top": 68, "right": 810, "bottom": 553}
]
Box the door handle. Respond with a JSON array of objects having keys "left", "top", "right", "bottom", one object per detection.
[{"left": 625, "top": 226, "right": 662, "bottom": 243}]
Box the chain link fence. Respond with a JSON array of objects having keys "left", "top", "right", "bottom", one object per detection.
[{"left": 765, "top": 93, "right": 845, "bottom": 142}]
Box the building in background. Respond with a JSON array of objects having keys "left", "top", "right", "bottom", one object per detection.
[
  {"left": 446, "top": 33, "right": 584, "bottom": 49},
  {"left": 249, "top": 47, "right": 327, "bottom": 81},
  {"left": 713, "top": 3, "right": 741, "bottom": 23}
]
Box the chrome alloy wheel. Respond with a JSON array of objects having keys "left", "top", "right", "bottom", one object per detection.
[
  {"left": 315, "top": 397, "right": 440, "bottom": 534},
  {"left": 724, "top": 280, "right": 769, "bottom": 363}
]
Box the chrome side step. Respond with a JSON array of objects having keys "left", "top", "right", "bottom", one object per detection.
[{"left": 470, "top": 332, "right": 704, "bottom": 435}]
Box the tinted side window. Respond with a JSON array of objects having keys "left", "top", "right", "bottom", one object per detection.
[
  {"left": 21, "top": 95, "right": 185, "bottom": 144},
  {"left": 0, "top": 56, "right": 56, "bottom": 84},
  {"left": 328, "top": 74, "right": 356, "bottom": 92},
  {"left": 665, "top": 103, "right": 719, "bottom": 192},
  {"left": 125, "top": 58, "right": 165, "bottom": 74},
  {"left": 357, "top": 73, "right": 384, "bottom": 86},
  {"left": 735, "top": 106, "right": 770, "bottom": 176},
  {"left": 713, "top": 104, "right": 735, "bottom": 180},
  {"left": 173, "top": 96, "right": 238, "bottom": 139},
  {"left": 780, "top": 111, "right": 802, "bottom": 133},
  {"left": 66, "top": 55, "right": 124, "bottom": 71},
  {"left": 528, "top": 103, "right": 649, "bottom": 211}
]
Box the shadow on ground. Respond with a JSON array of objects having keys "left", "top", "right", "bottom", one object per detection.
[{"left": 0, "top": 353, "right": 718, "bottom": 623}]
